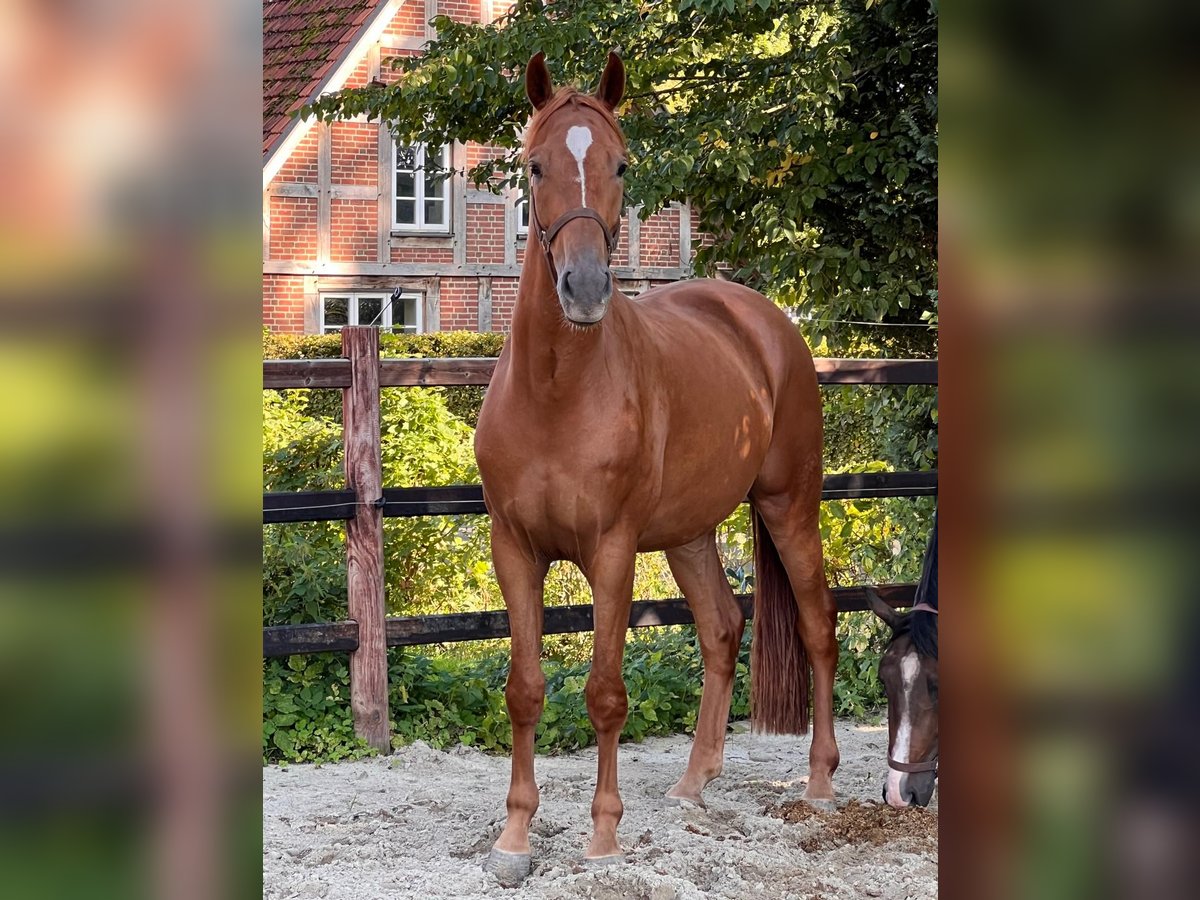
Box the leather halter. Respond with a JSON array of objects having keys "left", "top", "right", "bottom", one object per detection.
[
  {"left": 888, "top": 601, "right": 938, "bottom": 776},
  {"left": 888, "top": 755, "right": 938, "bottom": 775},
  {"left": 529, "top": 196, "right": 621, "bottom": 283}
]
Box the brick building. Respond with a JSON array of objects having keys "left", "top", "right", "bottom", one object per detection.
[{"left": 263, "top": 0, "right": 695, "bottom": 334}]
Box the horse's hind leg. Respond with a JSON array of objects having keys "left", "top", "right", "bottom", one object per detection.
[
  {"left": 751, "top": 487, "right": 840, "bottom": 803},
  {"left": 664, "top": 532, "right": 745, "bottom": 807}
]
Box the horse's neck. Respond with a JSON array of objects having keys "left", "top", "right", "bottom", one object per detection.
[{"left": 506, "top": 247, "right": 634, "bottom": 390}]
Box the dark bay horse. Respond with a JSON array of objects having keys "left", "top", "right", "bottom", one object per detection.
[
  {"left": 474, "top": 52, "right": 838, "bottom": 882},
  {"left": 867, "top": 510, "right": 938, "bottom": 807}
]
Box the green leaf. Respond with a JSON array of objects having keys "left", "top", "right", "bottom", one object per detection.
[{"left": 272, "top": 730, "right": 295, "bottom": 757}]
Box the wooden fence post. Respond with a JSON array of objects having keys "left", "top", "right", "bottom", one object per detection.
[{"left": 342, "top": 326, "right": 390, "bottom": 752}]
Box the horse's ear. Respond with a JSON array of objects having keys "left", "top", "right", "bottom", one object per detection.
[
  {"left": 526, "top": 52, "right": 553, "bottom": 111},
  {"left": 595, "top": 51, "right": 625, "bottom": 111},
  {"left": 865, "top": 588, "right": 902, "bottom": 630}
]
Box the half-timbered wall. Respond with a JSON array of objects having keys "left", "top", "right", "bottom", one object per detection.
[{"left": 263, "top": 0, "right": 692, "bottom": 334}]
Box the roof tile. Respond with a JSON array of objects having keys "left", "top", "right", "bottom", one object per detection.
[{"left": 263, "top": 0, "right": 382, "bottom": 158}]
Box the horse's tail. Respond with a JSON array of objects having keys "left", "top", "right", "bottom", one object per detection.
[{"left": 749, "top": 507, "right": 809, "bottom": 735}]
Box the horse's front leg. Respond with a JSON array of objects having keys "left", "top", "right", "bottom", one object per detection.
[
  {"left": 484, "top": 526, "right": 548, "bottom": 885},
  {"left": 581, "top": 538, "right": 636, "bottom": 863}
]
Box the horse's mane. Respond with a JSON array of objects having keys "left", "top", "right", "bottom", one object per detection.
[
  {"left": 523, "top": 87, "right": 627, "bottom": 156},
  {"left": 900, "top": 511, "right": 938, "bottom": 660}
]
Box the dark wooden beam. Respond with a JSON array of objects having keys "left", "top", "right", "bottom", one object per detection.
[
  {"left": 264, "top": 357, "right": 939, "bottom": 390},
  {"left": 262, "top": 588, "right": 916, "bottom": 657},
  {"left": 378, "top": 357, "right": 498, "bottom": 387},
  {"left": 263, "top": 622, "right": 359, "bottom": 657},
  {"left": 814, "top": 358, "right": 937, "bottom": 385},
  {"left": 261, "top": 584, "right": 919, "bottom": 656},
  {"left": 382, "top": 583, "right": 918, "bottom": 648},
  {"left": 265, "top": 472, "right": 937, "bottom": 523},
  {"left": 819, "top": 470, "right": 938, "bottom": 500},
  {"left": 829, "top": 582, "right": 919, "bottom": 613},
  {"left": 263, "top": 490, "right": 356, "bottom": 524},
  {"left": 263, "top": 359, "right": 351, "bottom": 389}
]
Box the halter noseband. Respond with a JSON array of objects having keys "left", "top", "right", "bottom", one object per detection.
[
  {"left": 529, "top": 196, "right": 621, "bottom": 282},
  {"left": 888, "top": 600, "right": 939, "bottom": 777},
  {"left": 888, "top": 755, "right": 938, "bottom": 775}
]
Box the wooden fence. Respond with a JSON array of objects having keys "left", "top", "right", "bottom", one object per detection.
[{"left": 264, "top": 326, "right": 938, "bottom": 751}]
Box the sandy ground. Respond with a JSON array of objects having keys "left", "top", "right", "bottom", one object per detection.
[{"left": 263, "top": 720, "right": 937, "bottom": 899}]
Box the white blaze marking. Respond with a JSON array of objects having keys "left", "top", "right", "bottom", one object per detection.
[
  {"left": 885, "top": 650, "right": 921, "bottom": 808},
  {"left": 565, "top": 125, "right": 593, "bottom": 205}
]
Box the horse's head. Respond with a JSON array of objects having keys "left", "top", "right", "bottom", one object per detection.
[
  {"left": 867, "top": 590, "right": 939, "bottom": 808},
  {"left": 523, "top": 52, "right": 628, "bottom": 325}
]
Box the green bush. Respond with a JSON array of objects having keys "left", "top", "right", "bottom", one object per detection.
[
  {"left": 263, "top": 329, "right": 506, "bottom": 361},
  {"left": 834, "top": 612, "right": 891, "bottom": 718},
  {"left": 264, "top": 627, "right": 746, "bottom": 763},
  {"left": 263, "top": 384, "right": 490, "bottom": 623},
  {"left": 263, "top": 653, "right": 368, "bottom": 763},
  {"left": 809, "top": 330, "right": 938, "bottom": 473},
  {"left": 824, "top": 384, "right": 938, "bottom": 472}
]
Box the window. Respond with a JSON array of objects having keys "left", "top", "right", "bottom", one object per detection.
[
  {"left": 514, "top": 190, "right": 530, "bottom": 237},
  {"left": 320, "top": 292, "right": 422, "bottom": 334},
  {"left": 393, "top": 142, "right": 451, "bottom": 232}
]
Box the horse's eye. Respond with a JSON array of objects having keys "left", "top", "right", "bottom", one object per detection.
[
  {"left": 616, "top": 162, "right": 628, "bottom": 177},
  {"left": 530, "top": 163, "right": 542, "bottom": 178}
]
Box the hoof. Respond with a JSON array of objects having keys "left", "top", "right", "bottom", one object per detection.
[
  {"left": 483, "top": 848, "right": 531, "bottom": 886},
  {"left": 582, "top": 853, "right": 624, "bottom": 869},
  {"left": 803, "top": 797, "right": 837, "bottom": 812},
  {"left": 664, "top": 791, "right": 707, "bottom": 811}
]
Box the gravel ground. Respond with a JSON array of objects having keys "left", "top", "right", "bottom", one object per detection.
[{"left": 264, "top": 719, "right": 937, "bottom": 899}]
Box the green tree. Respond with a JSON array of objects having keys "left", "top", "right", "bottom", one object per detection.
[{"left": 303, "top": 0, "right": 937, "bottom": 338}]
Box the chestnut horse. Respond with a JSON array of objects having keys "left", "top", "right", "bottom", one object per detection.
[{"left": 474, "top": 52, "right": 838, "bottom": 883}]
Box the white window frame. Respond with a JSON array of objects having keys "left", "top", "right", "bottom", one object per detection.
[
  {"left": 392, "top": 142, "right": 451, "bottom": 233},
  {"left": 513, "top": 188, "right": 530, "bottom": 237},
  {"left": 319, "top": 291, "right": 424, "bottom": 334}
]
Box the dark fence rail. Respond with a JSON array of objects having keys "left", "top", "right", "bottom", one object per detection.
[
  {"left": 262, "top": 331, "right": 938, "bottom": 750},
  {"left": 263, "top": 471, "right": 938, "bottom": 525},
  {"left": 263, "top": 584, "right": 919, "bottom": 658},
  {"left": 264, "top": 356, "right": 938, "bottom": 390}
]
